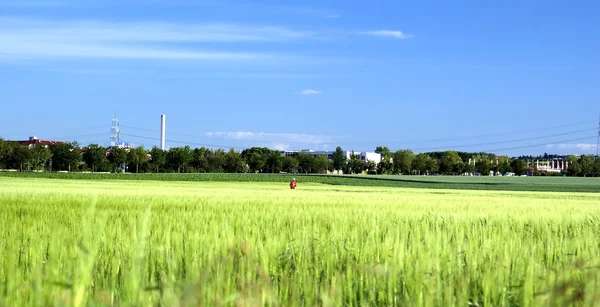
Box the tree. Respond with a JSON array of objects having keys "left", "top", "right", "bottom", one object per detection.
[
  {"left": 0, "top": 138, "right": 14, "bottom": 169},
  {"left": 510, "top": 159, "right": 527, "bottom": 176},
  {"left": 148, "top": 146, "right": 167, "bottom": 173},
  {"left": 209, "top": 149, "right": 227, "bottom": 172},
  {"left": 462, "top": 159, "right": 475, "bottom": 175},
  {"left": 223, "top": 149, "right": 247, "bottom": 173},
  {"left": 347, "top": 151, "right": 366, "bottom": 174},
  {"left": 497, "top": 156, "right": 512, "bottom": 175},
  {"left": 83, "top": 144, "right": 108, "bottom": 172},
  {"left": 474, "top": 156, "right": 491, "bottom": 176},
  {"left": 241, "top": 147, "right": 273, "bottom": 173},
  {"left": 375, "top": 146, "right": 392, "bottom": 161},
  {"left": 454, "top": 160, "right": 465, "bottom": 175},
  {"left": 240, "top": 147, "right": 273, "bottom": 173},
  {"left": 424, "top": 155, "right": 439, "bottom": 175},
  {"left": 313, "top": 154, "right": 331, "bottom": 174},
  {"left": 190, "top": 147, "right": 209, "bottom": 172},
  {"left": 68, "top": 141, "right": 81, "bottom": 149},
  {"left": 265, "top": 151, "right": 283, "bottom": 173},
  {"left": 30, "top": 145, "right": 52, "bottom": 171},
  {"left": 49, "top": 143, "right": 80, "bottom": 171},
  {"left": 393, "top": 149, "right": 415, "bottom": 175},
  {"left": 296, "top": 152, "right": 315, "bottom": 173},
  {"left": 282, "top": 156, "right": 299, "bottom": 173},
  {"left": 108, "top": 147, "right": 128, "bottom": 172},
  {"left": 439, "top": 150, "right": 462, "bottom": 175},
  {"left": 579, "top": 154, "right": 595, "bottom": 177},
  {"left": 248, "top": 153, "right": 267, "bottom": 173},
  {"left": 567, "top": 160, "right": 582, "bottom": 176},
  {"left": 10, "top": 144, "right": 33, "bottom": 172},
  {"left": 498, "top": 161, "right": 512, "bottom": 175},
  {"left": 332, "top": 146, "right": 347, "bottom": 171},
  {"left": 376, "top": 159, "right": 392, "bottom": 174},
  {"left": 593, "top": 157, "right": 600, "bottom": 177},
  {"left": 412, "top": 153, "right": 428, "bottom": 175},
  {"left": 375, "top": 146, "right": 392, "bottom": 174},
  {"left": 366, "top": 160, "right": 377, "bottom": 174},
  {"left": 127, "top": 146, "right": 148, "bottom": 173},
  {"left": 167, "top": 146, "right": 193, "bottom": 173}
]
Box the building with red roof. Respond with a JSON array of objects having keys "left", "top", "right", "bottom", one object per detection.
[{"left": 14, "top": 136, "right": 64, "bottom": 148}]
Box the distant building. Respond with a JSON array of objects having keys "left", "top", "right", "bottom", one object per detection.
[
  {"left": 278, "top": 149, "right": 382, "bottom": 164},
  {"left": 531, "top": 159, "right": 569, "bottom": 172},
  {"left": 13, "top": 136, "right": 64, "bottom": 148},
  {"left": 109, "top": 141, "right": 134, "bottom": 149}
]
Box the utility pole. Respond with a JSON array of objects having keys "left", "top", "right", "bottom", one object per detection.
[
  {"left": 597, "top": 114, "right": 600, "bottom": 157},
  {"left": 160, "top": 114, "right": 166, "bottom": 150},
  {"left": 111, "top": 112, "right": 120, "bottom": 146}
]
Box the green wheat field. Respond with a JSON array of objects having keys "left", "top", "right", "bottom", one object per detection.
[{"left": 1, "top": 176, "right": 600, "bottom": 306}]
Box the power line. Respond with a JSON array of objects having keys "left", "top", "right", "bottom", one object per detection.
[
  {"left": 122, "top": 120, "right": 597, "bottom": 148},
  {"left": 120, "top": 124, "right": 199, "bottom": 138},
  {"left": 479, "top": 136, "right": 598, "bottom": 154},
  {"left": 115, "top": 118, "right": 600, "bottom": 155},
  {"left": 120, "top": 133, "right": 247, "bottom": 150},
  {"left": 122, "top": 127, "right": 597, "bottom": 155},
  {"left": 361, "top": 119, "right": 597, "bottom": 145},
  {"left": 119, "top": 125, "right": 157, "bottom": 133},
  {"left": 406, "top": 127, "right": 597, "bottom": 152},
  {"left": 349, "top": 136, "right": 597, "bottom": 155}
]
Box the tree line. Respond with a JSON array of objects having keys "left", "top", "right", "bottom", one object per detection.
[{"left": 1, "top": 138, "right": 600, "bottom": 177}]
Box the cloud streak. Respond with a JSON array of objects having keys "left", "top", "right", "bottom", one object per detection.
[
  {"left": 546, "top": 143, "right": 598, "bottom": 152},
  {"left": 0, "top": 17, "right": 412, "bottom": 63},
  {"left": 0, "top": 17, "right": 317, "bottom": 43},
  {"left": 0, "top": 39, "right": 267, "bottom": 61},
  {"left": 300, "top": 89, "right": 322, "bottom": 95},
  {"left": 0, "top": 17, "right": 317, "bottom": 61},
  {"left": 359, "top": 30, "right": 412, "bottom": 39}
]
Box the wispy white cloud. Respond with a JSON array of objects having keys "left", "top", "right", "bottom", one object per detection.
[
  {"left": 300, "top": 89, "right": 322, "bottom": 95},
  {"left": 0, "top": 17, "right": 411, "bottom": 64},
  {"left": 270, "top": 143, "right": 290, "bottom": 151},
  {"left": 0, "top": 17, "right": 316, "bottom": 42},
  {"left": 359, "top": 30, "right": 412, "bottom": 39},
  {"left": 206, "top": 131, "right": 332, "bottom": 146},
  {"left": 0, "top": 17, "right": 316, "bottom": 61},
  {"left": 0, "top": 39, "right": 267, "bottom": 61},
  {"left": 547, "top": 143, "right": 598, "bottom": 152}
]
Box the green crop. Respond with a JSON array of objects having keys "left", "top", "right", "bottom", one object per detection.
[
  {"left": 1, "top": 177, "right": 599, "bottom": 306},
  {"left": 1, "top": 172, "right": 600, "bottom": 193}
]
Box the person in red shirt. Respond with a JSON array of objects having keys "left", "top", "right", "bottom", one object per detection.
[{"left": 290, "top": 178, "right": 297, "bottom": 189}]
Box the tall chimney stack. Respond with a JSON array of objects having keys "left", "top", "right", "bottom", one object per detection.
[{"left": 160, "top": 114, "right": 166, "bottom": 150}]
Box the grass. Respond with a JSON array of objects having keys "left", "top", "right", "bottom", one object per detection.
[
  {"left": 1, "top": 177, "right": 600, "bottom": 306},
  {"left": 2, "top": 171, "right": 600, "bottom": 193}
]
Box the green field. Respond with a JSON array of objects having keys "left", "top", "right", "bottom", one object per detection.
[
  {"left": 2, "top": 172, "right": 600, "bottom": 193},
  {"left": 1, "top": 176, "right": 600, "bottom": 306}
]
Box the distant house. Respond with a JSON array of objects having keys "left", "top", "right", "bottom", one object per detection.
[{"left": 14, "top": 136, "right": 64, "bottom": 148}]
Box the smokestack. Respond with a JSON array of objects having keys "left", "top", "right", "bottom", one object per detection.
[{"left": 160, "top": 114, "right": 166, "bottom": 150}]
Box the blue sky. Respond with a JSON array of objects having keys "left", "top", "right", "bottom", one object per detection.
[{"left": 0, "top": 0, "right": 599, "bottom": 156}]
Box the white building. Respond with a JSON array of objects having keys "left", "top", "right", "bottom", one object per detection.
[
  {"left": 350, "top": 151, "right": 382, "bottom": 164},
  {"left": 278, "top": 149, "right": 381, "bottom": 164}
]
